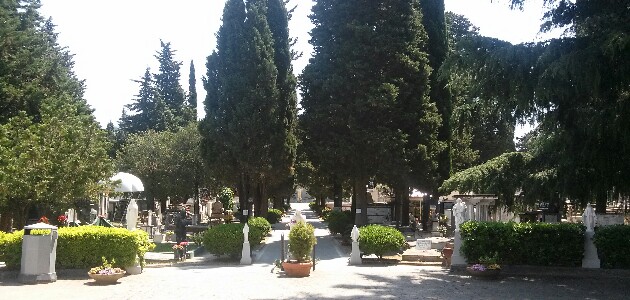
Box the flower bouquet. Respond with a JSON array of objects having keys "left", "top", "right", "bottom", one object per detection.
[
  {"left": 88, "top": 257, "right": 126, "bottom": 284},
  {"left": 173, "top": 241, "right": 188, "bottom": 261},
  {"left": 466, "top": 252, "right": 501, "bottom": 278}
]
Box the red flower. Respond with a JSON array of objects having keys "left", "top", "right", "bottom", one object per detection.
[
  {"left": 57, "top": 215, "right": 68, "bottom": 223},
  {"left": 179, "top": 241, "right": 189, "bottom": 246}
]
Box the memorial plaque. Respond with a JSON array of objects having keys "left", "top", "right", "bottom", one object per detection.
[{"left": 416, "top": 239, "right": 432, "bottom": 250}]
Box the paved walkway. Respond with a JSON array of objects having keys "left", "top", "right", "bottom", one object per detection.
[{"left": 2, "top": 203, "right": 630, "bottom": 299}]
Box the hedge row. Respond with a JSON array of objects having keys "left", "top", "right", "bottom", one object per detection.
[
  {"left": 593, "top": 225, "right": 630, "bottom": 269},
  {"left": 0, "top": 226, "right": 154, "bottom": 270},
  {"left": 460, "top": 221, "right": 585, "bottom": 267},
  {"left": 202, "top": 217, "right": 271, "bottom": 259}
]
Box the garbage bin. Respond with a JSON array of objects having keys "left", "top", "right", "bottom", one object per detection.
[{"left": 19, "top": 222, "right": 58, "bottom": 283}]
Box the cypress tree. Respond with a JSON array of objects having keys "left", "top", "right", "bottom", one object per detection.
[
  {"left": 187, "top": 60, "right": 198, "bottom": 121},
  {"left": 301, "top": 0, "right": 439, "bottom": 225}
]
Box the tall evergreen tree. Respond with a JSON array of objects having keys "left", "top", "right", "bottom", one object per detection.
[
  {"left": 188, "top": 60, "right": 198, "bottom": 120},
  {"left": 300, "top": 0, "right": 440, "bottom": 225},
  {"left": 121, "top": 68, "right": 175, "bottom": 134},
  {"left": 154, "top": 40, "right": 188, "bottom": 126},
  {"left": 0, "top": 0, "right": 112, "bottom": 230},
  {"left": 266, "top": 0, "right": 298, "bottom": 209},
  {"left": 418, "top": 0, "right": 452, "bottom": 201},
  {"left": 446, "top": 0, "right": 630, "bottom": 212},
  {"left": 201, "top": 0, "right": 297, "bottom": 219}
]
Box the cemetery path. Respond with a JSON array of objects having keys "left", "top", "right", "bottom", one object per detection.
[{"left": 254, "top": 202, "right": 350, "bottom": 267}]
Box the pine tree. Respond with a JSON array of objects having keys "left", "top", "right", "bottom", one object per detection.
[{"left": 154, "top": 40, "right": 187, "bottom": 127}]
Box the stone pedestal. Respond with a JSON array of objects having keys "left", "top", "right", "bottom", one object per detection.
[
  {"left": 582, "top": 230, "right": 600, "bottom": 268},
  {"left": 349, "top": 241, "right": 362, "bottom": 265},
  {"left": 240, "top": 241, "right": 251, "bottom": 264},
  {"left": 450, "top": 229, "right": 466, "bottom": 267}
]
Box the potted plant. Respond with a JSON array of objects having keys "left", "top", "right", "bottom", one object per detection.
[
  {"left": 466, "top": 252, "right": 501, "bottom": 278},
  {"left": 88, "top": 257, "right": 126, "bottom": 284},
  {"left": 282, "top": 221, "right": 317, "bottom": 277}
]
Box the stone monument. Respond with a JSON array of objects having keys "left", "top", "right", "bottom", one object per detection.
[
  {"left": 582, "top": 203, "right": 600, "bottom": 268},
  {"left": 349, "top": 225, "right": 362, "bottom": 265},
  {"left": 240, "top": 224, "right": 252, "bottom": 264},
  {"left": 126, "top": 199, "right": 138, "bottom": 231},
  {"left": 451, "top": 198, "right": 467, "bottom": 267}
]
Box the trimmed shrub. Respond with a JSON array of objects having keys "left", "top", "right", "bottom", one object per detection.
[
  {"left": 0, "top": 226, "right": 154, "bottom": 270},
  {"left": 326, "top": 210, "right": 353, "bottom": 235},
  {"left": 203, "top": 224, "right": 245, "bottom": 258},
  {"left": 266, "top": 209, "right": 283, "bottom": 224},
  {"left": 320, "top": 207, "right": 332, "bottom": 221},
  {"left": 288, "top": 221, "right": 317, "bottom": 262},
  {"left": 248, "top": 217, "right": 271, "bottom": 237},
  {"left": 358, "top": 225, "right": 406, "bottom": 259},
  {"left": 593, "top": 224, "right": 630, "bottom": 269},
  {"left": 460, "top": 221, "right": 584, "bottom": 267},
  {"left": 203, "top": 223, "right": 264, "bottom": 259}
]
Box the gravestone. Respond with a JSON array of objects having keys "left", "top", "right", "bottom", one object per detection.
[{"left": 415, "top": 239, "right": 432, "bottom": 251}]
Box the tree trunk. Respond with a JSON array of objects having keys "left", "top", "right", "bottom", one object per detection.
[
  {"left": 238, "top": 173, "right": 251, "bottom": 222},
  {"left": 353, "top": 179, "right": 368, "bottom": 226},
  {"left": 401, "top": 188, "right": 410, "bottom": 226},
  {"left": 256, "top": 180, "right": 269, "bottom": 218},
  {"left": 333, "top": 181, "right": 343, "bottom": 208}
]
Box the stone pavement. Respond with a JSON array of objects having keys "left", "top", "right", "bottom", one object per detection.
[{"left": 2, "top": 203, "right": 630, "bottom": 299}]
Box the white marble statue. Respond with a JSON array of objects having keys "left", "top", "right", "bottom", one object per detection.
[
  {"left": 351, "top": 225, "right": 359, "bottom": 242},
  {"left": 289, "top": 209, "right": 306, "bottom": 229},
  {"left": 243, "top": 223, "right": 249, "bottom": 242},
  {"left": 126, "top": 199, "right": 139, "bottom": 231},
  {"left": 583, "top": 203, "right": 597, "bottom": 232},
  {"left": 453, "top": 198, "right": 466, "bottom": 230}
]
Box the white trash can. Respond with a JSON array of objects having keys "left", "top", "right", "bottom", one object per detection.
[{"left": 19, "top": 222, "right": 58, "bottom": 283}]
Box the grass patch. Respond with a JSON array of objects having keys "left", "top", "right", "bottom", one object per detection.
[{"left": 150, "top": 242, "right": 200, "bottom": 253}]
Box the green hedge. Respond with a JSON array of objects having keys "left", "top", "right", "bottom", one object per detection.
[
  {"left": 327, "top": 210, "right": 353, "bottom": 235},
  {"left": 358, "top": 225, "right": 406, "bottom": 259},
  {"left": 202, "top": 222, "right": 265, "bottom": 259},
  {"left": 265, "top": 209, "right": 283, "bottom": 224},
  {"left": 593, "top": 225, "right": 630, "bottom": 269},
  {"left": 248, "top": 217, "right": 271, "bottom": 237},
  {"left": 460, "top": 221, "right": 584, "bottom": 266},
  {"left": 0, "top": 226, "right": 154, "bottom": 270}
]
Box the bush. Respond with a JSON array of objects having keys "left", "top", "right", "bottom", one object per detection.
[
  {"left": 218, "top": 187, "right": 234, "bottom": 210},
  {"left": 288, "top": 221, "right": 317, "bottom": 263},
  {"left": 326, "top": 210, "right": 353, "bottom": 235},
  {"left": 358, "top": 225, "right": 406, "bottom": 259},
  {"left": 203, "top": 224, "right": 245, "bottom": 258},
  {"left": 320, "top": 207, "right": 332, "bottom": 221},
  {"left": 203, "top": 223, "right": 264, "bottom": 259},
  {"left": 248, "top": 217, "right": 271, "bottom": 237},
  {"left": 0, "top": 226, "right": 154, "bottom": 270},
  {"left": 266, "top": 209, "right": 283, "bottom": 224},
  {"left": 460, "top": 221, "right": 584, "bottom": 267},
  {"left": 593, "top": 225, "right": 630, "bottom": 269}
]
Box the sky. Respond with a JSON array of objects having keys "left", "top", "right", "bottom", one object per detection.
[{"left": 38, "top": 0, "right": 555, "bottom": 135}]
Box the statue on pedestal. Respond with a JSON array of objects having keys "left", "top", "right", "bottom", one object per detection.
[
  {"left": 583, "top": 203, "right": 597, "bottom": 232},
  {"left": 453, "top": 198, "right": 466, "bottom": 231}
]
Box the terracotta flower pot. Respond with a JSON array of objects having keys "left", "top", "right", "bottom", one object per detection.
[{"left": 282, "top": 261, "right": 312, "bottom": 277}]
